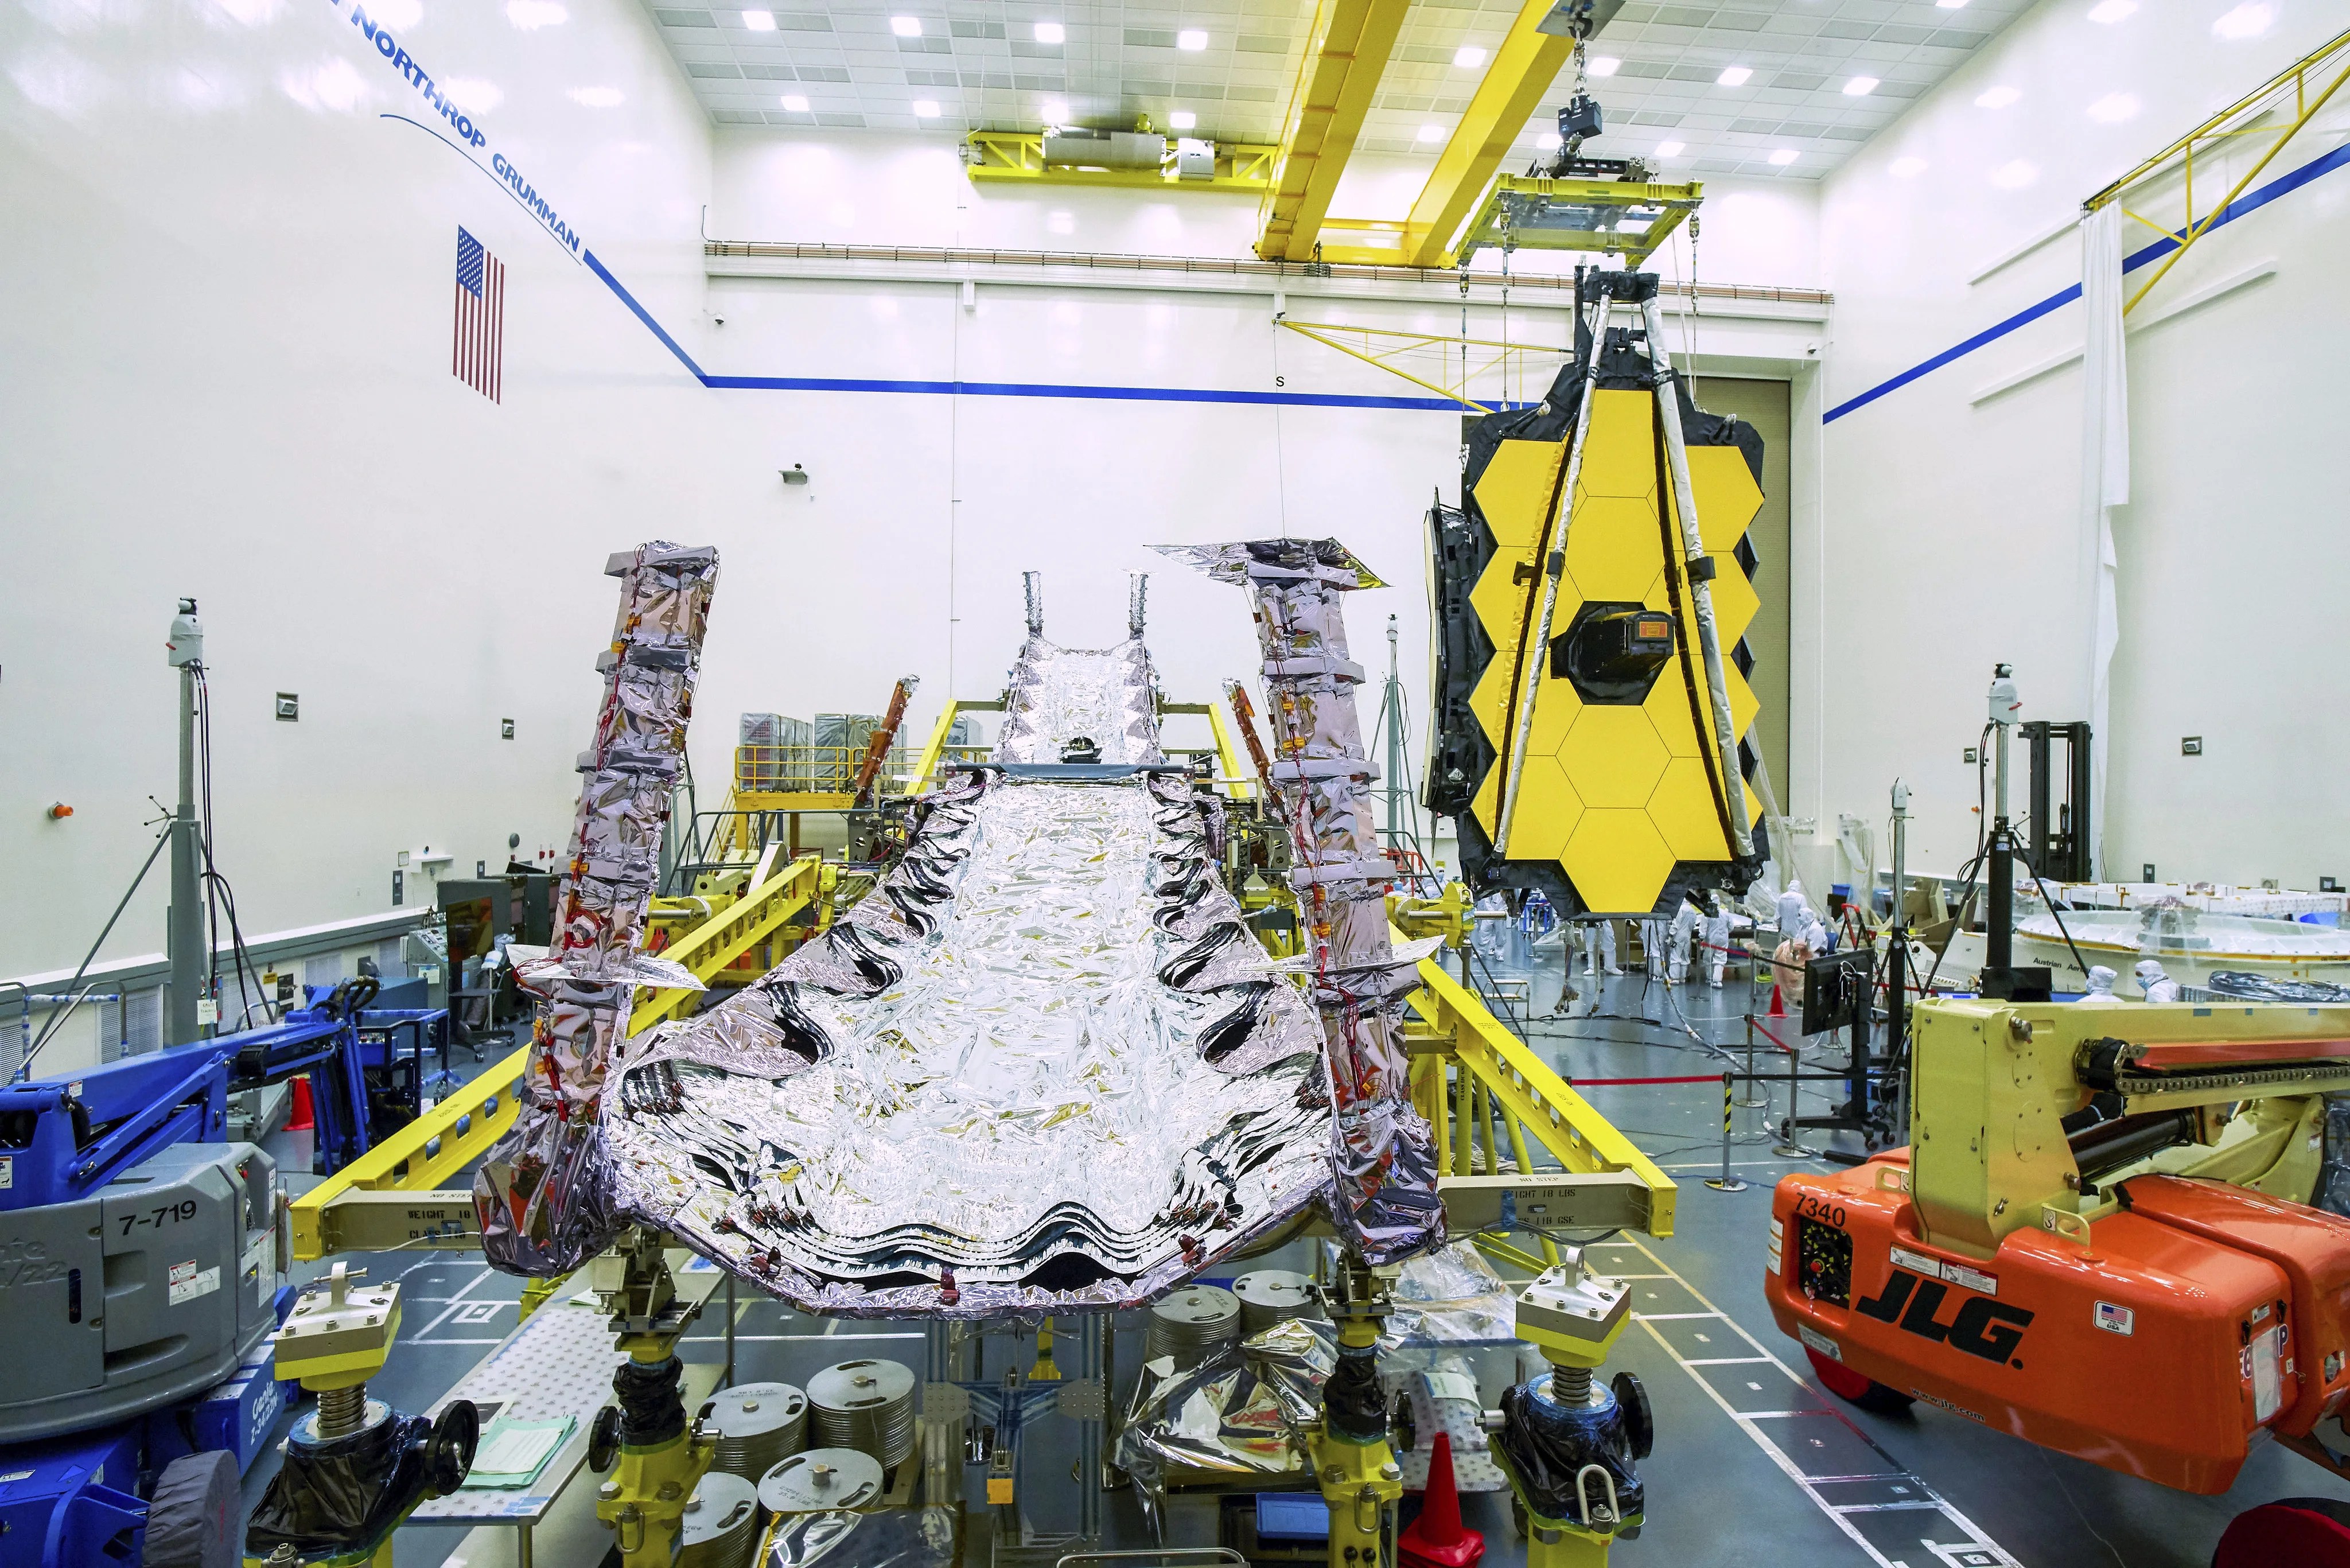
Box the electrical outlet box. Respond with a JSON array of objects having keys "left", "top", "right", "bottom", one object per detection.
[
  {"left": 1963, "top": 747, "right": 1979, "bottom": 765},
  {"left": 2181, "top": 736, "right": 2203, "bottom": 756},
  {"left": 2324, "top": 878, "right": 2341, "bottom": 893},
  {"left": 274, "top": 692, "right": 298, "bottom": 722},
  {"left": 500, "top": 718, "right": 515, "bottom": 740},
  {"left": 2142, "top": 863, "right": 2157, "bottom": 882}
]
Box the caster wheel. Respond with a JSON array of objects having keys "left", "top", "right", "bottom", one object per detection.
[
  {"left": 588, "top": 1403, "right": 624, "bottom": 1474},
  {"left": 426, "top": 1399, "right": 480, "bottom": 1495},
  {"left": 2214, "top": 1499, "right": 2350, "bottom": 1567},
  {"left": 1805, "top": 1347, "right": 1914, "bottom": 1415}
]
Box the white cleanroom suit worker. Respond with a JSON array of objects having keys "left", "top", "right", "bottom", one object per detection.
[
  {"left": 1667, "top": 897, "right": 1702, "bottom": 983},
  {"left": 2136, "top": 959, "right": 2181, "bottom": 1002}
]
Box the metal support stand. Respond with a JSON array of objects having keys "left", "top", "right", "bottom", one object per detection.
[
  {"left": 1703, "top": 1073, "right": 1748, "bottom": 1192},
  {"left": 168, "top": 600, "right": 204, "bottom": 1046},
  {"left": 1736, "top": 1015, "right": 1766, "bottom": 1108},
  {"left": 1771, "top": 1018, "right": 1812, "bottom": 1160}
]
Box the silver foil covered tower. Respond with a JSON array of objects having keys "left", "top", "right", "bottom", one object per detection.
[
  {"left": 1158, "top": 538, "right": 1446, "bottom": 1264},
  {"left": 474, "top": 540, "right": 719, "bottom": 1275}
]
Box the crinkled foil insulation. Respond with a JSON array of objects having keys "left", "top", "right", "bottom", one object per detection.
[
  {"left": 474, "top": 541, "right": 719, "bottom": 1276},
  {"left": 1158, "top": 539, "right": 1445, "bottom": 1265},
  {"left": 602, "top": 635, "right": 1337, "bottom": 1318}
]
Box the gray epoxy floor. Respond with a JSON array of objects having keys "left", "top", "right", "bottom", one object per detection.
[{"left": 244, "top": 956, "right": 2350, "bottom": 1568}]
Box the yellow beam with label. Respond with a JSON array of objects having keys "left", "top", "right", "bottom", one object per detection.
[
  {"left": 291, "top": 1045, "right": 530, "bottom": 1259},
  {"left": 1399, "top": 0, "right": 1575, "bottom": 268},
  {"left": 1399, "top": 924, "right": 1677, "bottom": 1235},
  {"left": 1255, "top": 0, "right": 1413, "bottom": 260},
  {"left": 629, "top": 853, "right": 821, "bottom": 1033}
]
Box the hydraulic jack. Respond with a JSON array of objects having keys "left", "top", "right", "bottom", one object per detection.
[
  {"left": 1489, "top": 1253, "right": 1652, "bottom": 1567},
  {"left": 1310, "top": 1260, "right": 1404, "bottom": 1568},
  {"left": 585, "top": 1230, "right": 719, "bottom": 1568}
]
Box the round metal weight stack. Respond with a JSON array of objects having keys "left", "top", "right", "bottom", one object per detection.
[
  {"left": 706, "top": 1382, "right": 808, "bottom": 1483},
  {"left": 1145, "top": 1286, "right": 1242, "bottom": 1371},
  {"left": 758, "top": 1448, "right": 887, "bottom": 1515},
  {"left": 1232, "top": 1270, "right": 1317, "bottom": 1335},
  {"left": 808, "top": 1359, "right": 917, "bottom": 1469},
  {"left": 677, "top": 1471, "right": 761, "bottom": 1568}
]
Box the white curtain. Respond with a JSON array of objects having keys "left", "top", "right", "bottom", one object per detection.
[{"left": 2080, "top": 204, "right": 2129, "bottom": 880}]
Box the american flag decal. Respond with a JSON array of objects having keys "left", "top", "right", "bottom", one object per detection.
[{"left": 453, "top": 227, "right": 504, "bottom": 403}]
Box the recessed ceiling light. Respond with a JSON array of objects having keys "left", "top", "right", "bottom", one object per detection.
[
  {"left": 1717, "top": 66, "right": 1752, "bottom": 87},
  {"left": 1418, "top": 122, "right": 1446, "bottom": 142},
  {"left": 1990, "top": 158, "right": 2037, "bottom": 189},
  {"left": 890, "top": 15, "right": 923, "bottom": 37},
  {"left": 742, "top": 9, "right": 775, "bottom": 29},
  {"left": 2087, "top": 0, "right": 2136, "bottom": 20},
  {"left": 1975, "top": 85, "right": 2020, "bottom": 108},
  {"left": 1768, "top": 148, "right": 1799, "bottom": 165},
  {"left": 1177, "top": 28, "right": 1208, "bottom": 49},
  {"left": 1041, "top": 97, "right": 1068, "bottom": 123},
  {"left": 2087, "top": 91, "right": 2139, "bottom": 123},
  {"left": 1656, "top": 139, "right": 1684, "bottom": 157},
  {"left": 1454, "top": 45, "right": 1487, "bottom": 68},
  {"left": 1170, "top": 110, "right": 1196, "bottom": 129},
  {"left": 1034, "top": 20, "right": 1064, "bottom": 44},
  {"left": 569, "top": 85, "right": 624, "bottom": 107},
  {"left": 2212, "top": 2, "right": 2272, "bottom": 38},
  {"left": 780, "top": 93, "right": 809, "bottom": 111},
  {"left": 506, "top": 1, "right": 567, "bottom": 28},
  {"left": 1536, "top": 131, "right": 1562, "bottom": 149},
  {"left": 1843, "top": 76, "right": 1878, "bottom": 96},
  {"left": 912, "top": 99, "right": 940, "bottom": 117},
  {"left": 1889, "top": 155, "right": 1927, "bottom": 177},
  {"left": 1587, "top": 56, "right": 1620, "bottom": 76}
]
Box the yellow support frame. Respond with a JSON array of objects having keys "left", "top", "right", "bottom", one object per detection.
[
  {"left": 1255, "top": 0, "right": 1413, "bottom": 260},
  {"left": 2086, "top": 28, "right": 2350, "bottom": 314},
  {"left": 1452, "top": 173, "right": 1702, "bottom": 269},
  {"left": 290, "top": 1045, "right": 530, "bottom": 1260},
  {"left": 628, "top": 851, "right": 822, "bottom": 1033},
  {"left": 1397, "top": 922, "right": 1678, "bottom": 1264},
  {"left": 965, "top": 131, "right": 1278, "bottom": 192}
]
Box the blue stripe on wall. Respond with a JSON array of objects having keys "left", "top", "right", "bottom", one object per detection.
[
  {"left": 1822, "top": 138, "right": 2350, "bottom": 425},
  {"left": 583, "top": 136, "right": 2349, "bottom": 421},
  {"left": 582, "top": 254, "right": 1528, "bottom": 410}
]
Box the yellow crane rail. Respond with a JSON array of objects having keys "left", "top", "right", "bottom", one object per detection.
[{"left": 1255, "top": 0, "right": 1412, "bottom": 260}]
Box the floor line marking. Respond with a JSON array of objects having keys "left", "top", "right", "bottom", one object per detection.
[
  {"left": 411, "top": 1336, "right": 507, "bottom": 1345},
  {"left": 1629, "top": 1238, "right": 2025, "bottom": 1567},
  {"left": 1682, "top": 1357, "right": 1773, "bottom": 1366},
  {"left": 1631, "top": 1312, "right": 1723, "bottom": 1320},
  {"left": 412, "top": 1263, "right": 497, "bottom": 1340}
]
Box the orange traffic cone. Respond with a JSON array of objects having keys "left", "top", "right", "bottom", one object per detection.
[
  {"left": 286, "top": 1075, "right": 317, "bottom": 1172},
  {"left": 1768, "top": 982, "right": 1787, "bottom": 1018},
  {"left": 1399, "top": 1432, "right": 1484, "bottom": 1568}
]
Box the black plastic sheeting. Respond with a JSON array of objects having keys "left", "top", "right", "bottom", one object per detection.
[
  {"left": 1492, "top": 1372, "right": 1645, "bottom": 1532},
  {"left": 615, "top": 1355, "right": 688, "bottom": 1447},
  {"left": 244, "top": 1402, "right": 476, "bottom": 1561},
  {"left": 1426, "top": 274, "right": 1767, "bottom": 919}
]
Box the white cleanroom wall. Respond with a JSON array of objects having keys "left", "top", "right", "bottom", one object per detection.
[
  {"left": 1, "top": 0, "right": 722, "bottom": 997},
  {"left": 4, "top": 0, "right": 1828, "bottom": 1064},
  {"left": 1812, "top": 0, "right": 2350, "bottom": 888}
]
